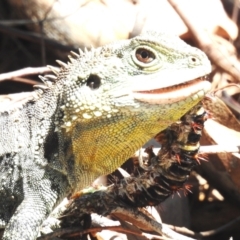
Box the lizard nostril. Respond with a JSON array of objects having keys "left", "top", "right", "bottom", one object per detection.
[
  {"left": 189, "top": 56, "right": 200, "bottom": 66},
  {"left": 86, "top": 74, "right": 101, "bottom": 89}
]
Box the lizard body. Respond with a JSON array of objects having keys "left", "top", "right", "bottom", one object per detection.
[{"left": 0, "top": 31, "right": 211, "bottom": 239}]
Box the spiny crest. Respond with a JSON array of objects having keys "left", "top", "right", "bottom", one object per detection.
[
  {"left": 44, "top": 74, "right": 57, "bottom": 81},
  {"left": 70, "top": 51, "right": 79, "bottom": 59},
  {"left": 33, "top": 84, "right": 49, "bottom": 91},
  {"left": 47, "top": 65, "right": 60, "bottom": 76},
  {"left": 33, "top": 76, "right": 53, "bottom": 95},
  {"left": 36, "top": 71, "right": 59, "bottom": 95},
  {"left": 38, "top": 73, "right": 57, "bottom": 84},
  {"left": 67, "top": 46, "right": 107, "bottom": 68},
  {"left": 78, "top": 48, "right": 84, "bottom": 56},
  {"left": 100, "top": 45, "right": 116, "bottom": 57},
  {"left": 36, "top": 42, "right": 112, "bottom": 98},
  {"left": 71, "top": 47, "right": 104, "bottom": 63},
  {"left": 68, "top": 51, "right": 79, "bottom": 64},
  {"left": 77, "top": 45, "right": 116, "bottom": 60},
  {"left": 39, "top": 75, "right": 54, "bottom": 87},
  {"left": 56, "top": 60, "right": 68, "bottom": 69},
  {"left": 66, "top": 47, "right": 95, "bottom": 61},
  {"left": 82, "top": 46, "right": 96, "bottom": 59}
]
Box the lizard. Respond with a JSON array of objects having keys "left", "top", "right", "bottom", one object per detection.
[{"left": 0, "top": 31, "right": 211, "bottom": 240}]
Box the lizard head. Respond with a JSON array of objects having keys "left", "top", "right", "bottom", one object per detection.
[{"left": 53, "top": 31, "right": 211, "bottom": 187}]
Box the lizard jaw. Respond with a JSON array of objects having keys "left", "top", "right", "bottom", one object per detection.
[{"left": 132, "top": 78, "right": 211, "bottom": 104}]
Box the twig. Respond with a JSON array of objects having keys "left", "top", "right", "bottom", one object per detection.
[
  {"left": 166, "top": 214, "right": 240, "bottom": 238},
  {"left": 0, "top": 67, "right": 51, "bottom": 82},
  {"left": 168, "top": 0, "right": 240, "bottom": 82},
  {"left": 199, "top": 145, "right": 240, "bottom": 154},
  {"left": 231, "top": 0, "right": 240, "bottom": 24},
  {"left": 199, "top": 215, "right": 240, "bottom": 237},
  {"left": 37, "top": 226, "right": 150, "bottom": 240},
  {"left": 6, "top": 77, "right": 40, "bottom": 86},
  {"left": 221, "top": 90, "right": 240, "bottom": 114}
]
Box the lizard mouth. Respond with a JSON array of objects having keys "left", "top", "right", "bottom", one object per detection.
[{"left": 132, "top": 77, "right": 211, "bottom": 104}]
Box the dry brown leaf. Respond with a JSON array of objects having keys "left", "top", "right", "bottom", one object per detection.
[
  {"left": 202, "top": 95, "right": 240, "bottom": 132},
  {"left": 204, "top": 119, "right": 240, "bottom": 190}
]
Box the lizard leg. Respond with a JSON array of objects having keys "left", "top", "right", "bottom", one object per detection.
[
  {"left": 2, "top": 167, "right": 69, "bottom": 240},
  {"left": 2, "top": 196, "right": 50, "bottom": 240}
]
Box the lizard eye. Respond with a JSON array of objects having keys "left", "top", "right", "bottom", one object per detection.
[
  {"left": 131, "top": 46, "right": 160, "bottom": 70},
  {"left": 135, "top": 48, "right": 155, "bottom": 63},
  {"left": 86, "top": 74, "right": 101, "bottom": 89}
]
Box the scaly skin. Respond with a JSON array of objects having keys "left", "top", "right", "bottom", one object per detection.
[{"left": 0, "top": 31, "right": 211, "bottom": 240}]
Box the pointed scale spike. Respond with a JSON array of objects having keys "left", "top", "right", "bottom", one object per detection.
[
  {"left": 94, "top": 48, "right": 101, "bottom": 57},
  {"left": 70, "top": 51, "right": 79, "bottom": 58},
  {"left": 90, "top": 46, "right": 95, "bottom": 57},
  {"left": 39, "top": 75, "right": 49, "bottom": 83},
  {"left": 78, "top": 48, "right": 84, "bottom": 56},
  {"left": 85, "top": 46, "right": 94, "bottom": 58},
  {"left": 68, "top": 56, "right": 77, "bottom": 64},
  {"left": 47, "top": 65, "right": 60, "bottom": 76},
  {"left": 33, "top": 84, "right": 49, "bottom": 90},
  {"left": 38, "top": 75, "right": 53, "bottom": 87},
  {"left": 44, "top": 74, "right": 57, "bottom": 81},
  {"left": 56, "top": 60, "right": 68, "bottom": 69},
  {"left": 90, "top": 45, "right": 95, "bottom": 52}
]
